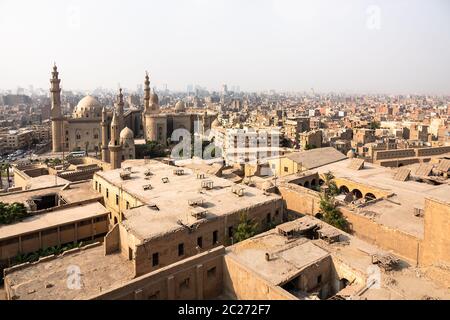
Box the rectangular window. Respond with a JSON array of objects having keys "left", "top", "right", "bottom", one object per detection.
[
  {"left": 178, "top": 243, "right": 184, "bottom": 256},
  {"left": 266, "top": 213, "right": 271, "bottom": 224},
  {"left": 152, "top": 253, "right": 159, "bottom": 267},
  {"left": 317, "top": 275, "right": 322, "bottom": 284},
  {"left": 228, "top": 226, "right": 233, "bottom": 238},
  {"left": 284, "top": 167, "right": 289, "bottom": 173},
  {"left": 106, "top": 188, "right": 109, "bottom": 198},
  {"left": 99, "top": 184, "right": 102, "bottom": 193},
  {"left": 115, "top": 194, "right": 119, "bottom": 205},
  {"left": 126, "top": 201, "right": 130, "bottom": 209},
  {"left": 180, "top": 278, "right": 190, "bottom": 290},
  {"left": 213, "top": 230, "right": 218, "bottom": 245},
  {"left": 197, "top": 236, "right": 203, "bottom": 248},
  {"left": 95, "top": 181, "right": 98, "bottom": 190},
  {"left": 207, "top": 267, "right": 217, "bottom": 279}
]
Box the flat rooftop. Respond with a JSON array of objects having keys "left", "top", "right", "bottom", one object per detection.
[
  {"left": 4, "top": 245, "right": 134, "bottom": 300},
  {"left": 227, "top": 216, "right": 450, "bottom": 300},
  {"left": 95, "top": 160, "right": 282, "bottom": 242},
  {"left": 286, "top": 147, "right": 347, "bottom": 169},
  {"left": 315, "top": 159, "right": 450, "bottom": 238},
  {"left": 0, "top": 181, "right": 102, "bottom": 205},
  {"left": 0, "top": 201, "right": 109, "bottom": 241}
]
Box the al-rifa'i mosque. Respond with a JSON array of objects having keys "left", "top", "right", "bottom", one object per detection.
[{"left": 49, "top": 65, "right": 217, "bottom": 168}]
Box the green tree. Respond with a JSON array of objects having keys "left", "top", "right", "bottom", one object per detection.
[
  {"left": 322, "top": 171, "right": 339, "bottom": 196},
  {"left": 369, "top": 121, "right": 381, "bottom": 130},
  {"left": 233, "top": 213, "right": 259, "bottom": 244},
  {"left": 136, "top": 141, "right": 168, "bottom": 159},
  {"left": 0, "top": 202, "right": 29, "bottom": 225},
  {"left": 304, "top": 144, "right": 317, "bottom": 150},
  {"left": 319, "top": 192, "right": 349, "bottom": 232}
]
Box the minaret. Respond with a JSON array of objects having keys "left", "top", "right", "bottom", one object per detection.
[
  {"left": 50, "top": 64, "right": 63, "bottom": 152},
  {"left": 116, "top": 88, "right": 125, "bottom": 132},
  {"left": 101, "top": 107, "right": 110, "bottom": 163},
  {"left": 109, "top": 110, "right": 122, "bottom": 169},
  {"left": 144, "top": 72, "right": 150, "bottom": 112},
  {"left": 143, "top": 72, "right": 150, "bottom": 140}
]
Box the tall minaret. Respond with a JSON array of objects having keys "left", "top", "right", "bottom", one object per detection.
[
  {"left": 101, "top": 107, "right": 110, "bottom": 163},
  {"left": 116, "top": 88, "right": 125, "bottom": 132},
  {"left": 50, "top": 64, "right": 63, "bottom": 152},
  {"left": 108, "top": 110, "right": 122, "bottom": 169},
  {"left": 143, "top": 72, "right": 150, "bottom": 140},
  {"left": 144, "top": 72, "right": 150, "bottom": 112}
]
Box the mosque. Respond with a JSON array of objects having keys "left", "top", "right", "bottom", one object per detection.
[{"left": 50, "top": 65, "right": 217, "bottom": 169}]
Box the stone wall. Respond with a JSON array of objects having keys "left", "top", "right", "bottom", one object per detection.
[{"left": 90, "top": 246, "right": 225, "bottom": 300}]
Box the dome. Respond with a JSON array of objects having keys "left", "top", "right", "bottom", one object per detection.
[
  {"left": 150, "top": 91, "right": 159, "bottom": 105},
  {"left": 120, "top": 127, "right": 134, "bottom": 140},
  {"left": 174, "top": 101, "right": 186, "bottom": 113},
  {"left": 74, "top": 95, "right": 102, "bottom": 119},
  {"left": 211, "top": 118, "right": 221, "bottom": 128},
  {"left": 347, "top": 150, "right": 356, "bottom": 158}
]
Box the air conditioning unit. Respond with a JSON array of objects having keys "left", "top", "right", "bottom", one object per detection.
[{"left": 231, "top": 185, "right": 245, "bottom": 197}]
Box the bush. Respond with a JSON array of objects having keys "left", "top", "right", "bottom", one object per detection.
[
  {"left": 0, "top": 202, "right": 29, "bottom": 225},
  {"left": 233, "top": 213, "right": 259, "bottom": 244}
]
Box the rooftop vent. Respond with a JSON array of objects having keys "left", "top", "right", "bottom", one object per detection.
[
  {"left": 231, "top": 185, "right": 245, "bottom": 197},
  {"left": 162, "top": 177, "right": 169, "bottom": 184},
  {"left": 173, "top": 169, "right": 184, "bottom": 176},
  {"left": 144, "top": 169, "right": 152, "bottom": 177},
  {"left": 190, "top": 207, "right": 208, "bottom": 220},
  {"left": 201, "top": 180, "right": 214, "bottom": 190},
  {"left": 414, "top": 207, "right": 424, "bottom": 217},
  {"left": 197, "top": 173, "right": 205, "bottom": 179},
  {"left": 188, "top": 197, "right": 205, "bottom": 207},
  {"left": 142, "top": 184, "right": 153, "bottom": 191},
  {"left": 120, "top": 171, "right": 131, "bottom": 180}
]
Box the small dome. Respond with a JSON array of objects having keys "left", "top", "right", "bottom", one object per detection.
[
  {"left": 74, "top": 95, "right": 102, "bottom": 119},
  {"left": 211, "top": 118, "right": 221, "bottom": 128},
  {"left": 262, "top": 180, "right": 274, "bottom": 190},
  {"left": 150, "top": 91, "right": 159, "bottom": 105},
  {"left": 120, "top": 127, "right": 134, "bottom": 140},
  {"left": 347, "top": 150, "right": 356, "bottom": 159},
  {"left": 175, "top": 100, "right": 186, "bottom": 113}
]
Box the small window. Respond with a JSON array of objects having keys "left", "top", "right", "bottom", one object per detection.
[
  {"left": 284, "top": 166, "right": 289, "bottom": 173},
  {"left": 228, "top": 226, "right": 233, "bottom": 238},
  {"left": 95, "top": 181, "right": 98, "bottom": 190},
  {"left": 275, "top": 210, "right": 279, "bottom": 216},
  {"left": 317, "top": 275, "right": 322, "bottom": 284},
  {"left": 178, "top": 243, "right": 184, "bottom": 256},
  {"left": 126, "top": 201, "right": 130, "bottom": 209},
  {"left": 207, "top": 267, "right": 217, "bottom": 279},
  {"left": 197, "top": 236, "right": 203, "bottom": 249},
  {"left": 152, "top": 253, "right": 159, "bottom": 266},
  {"left": 115, "top": 194, "right": 119, "bottom": 205},
  {"left": 106, "top": 188, "right": 109, "bottom": 198},
  {"left": 213, "top": 230, "right": 218, "bottom": 245},
  {"left": 266, "top": 213, "right": 271, "bottom": 224},
  {"left": 99, "top": 184, "right": 102, "bottom": 193},
  {"left": 180, "top": 278, "right": 190, "bottom": 290}
]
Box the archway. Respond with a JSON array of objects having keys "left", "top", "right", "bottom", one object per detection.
[
  {"left": 315, "top": 212, "right": 323, "bottom": 219},
  {"left": 352, "top": 189, "right": 363, "bottom": 199},
  {"left": 319, "top": 179, "right": 325, "bottom": 186},
  {"left": 304, "top": 181, "right": 310, "bottom": 189},
  {"left": 339, "top": 186, "right": 350, "bottom": 194},
  {"left": 365, "top": 193, "right": 376, "bottom": 201},
  {"left": 311, "top": 179, "right": 317, "bottom": 187}
]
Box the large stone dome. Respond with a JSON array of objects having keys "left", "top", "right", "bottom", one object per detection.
[
  {"left": 74, "top": 95, "right": 102, "bottom": 119},
  {"left": 120, "top": 127, "right": 134, "bottom": 140},
  {"left": 174, "top": 100, "right": 186, "bottom": 113}
]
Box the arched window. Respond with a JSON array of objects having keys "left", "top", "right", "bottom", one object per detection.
[
  {"left": 311, "top": 179, "right": 317, "bottom": 186},
  {"left": 365, "top": 193, "right": 376, "bottom": 201},
  {"left": 352, "top": 189, "right": 363, "bottom": 199},
  {"left": 339, "top": 186, "right": 350, "bottom": 194},
  {"left": 304, "top": 181, "right": 310, "bottom": 189}
]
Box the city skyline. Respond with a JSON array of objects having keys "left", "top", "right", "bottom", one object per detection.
[{"left": 0, "top": 0, "right": 449, "bottom": 94}]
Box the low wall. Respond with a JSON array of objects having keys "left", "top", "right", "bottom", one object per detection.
[
  {"left": 90, "top": 246, "right": 225, "bottom": 300},
  {"left": 223, "top": 254, "right": 297, "bottom": 300}
]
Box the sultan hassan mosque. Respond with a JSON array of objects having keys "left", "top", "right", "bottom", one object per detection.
[{"left": 50, "top": 65, "right": 217, "bottom": 168}]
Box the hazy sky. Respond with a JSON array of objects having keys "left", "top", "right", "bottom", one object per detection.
[{"left": 0, "top": 0, "right": 449, "bottom": 94}]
